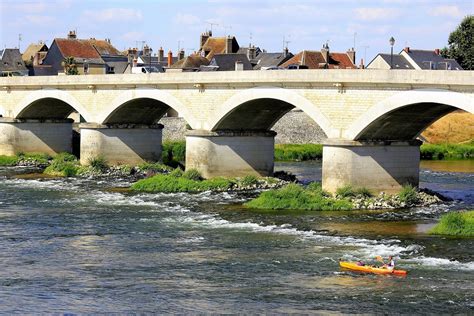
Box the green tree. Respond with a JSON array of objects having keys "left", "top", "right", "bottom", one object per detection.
[
  {"left": 441, "top": 15, "right": 473, "bottom": 70},
  {"left": 62, "top": 56, "right": 79, "bottom": 75}
]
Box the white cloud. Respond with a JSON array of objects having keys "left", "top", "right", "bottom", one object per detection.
[
  {"left": 429, "top": 5, "right": 463, "bottom": 18},
  {"left": 82, "top": 8, "right": 142, "bottom": 22},
  {"left": 354, "top": 7, "right": 400, "bottom": 21},
  {"left": 174, "top": 13, "right": 201, "bottom": 25}
]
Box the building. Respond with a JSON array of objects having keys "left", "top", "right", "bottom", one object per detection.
[
  {"left": 0, "top": 48, "right": 29, "bottom": 76},
  {"left": 22, "top": 42, "right": 48, "bottom": 67},
  {"left": 204, "top": 53, "right": 253, "bottom": 71},
  {"left": 280, "top": 45, "right": 356, "bottom": 69},
  {"left": 198, "top": 30, "right": 240, "bottom": 59},
  {"left": 253, "top": 47, "right": 293, "bottom": 70},
  {"left": 42, "top": 31, "right": 124, "bottom": 75},
  {"left": 367, "top": 47, "right": 463, "bottom": 70}
]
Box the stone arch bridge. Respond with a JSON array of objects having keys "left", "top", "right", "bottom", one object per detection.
[{"left": 0, "top": 70, "right": 472, "bottom": 192}]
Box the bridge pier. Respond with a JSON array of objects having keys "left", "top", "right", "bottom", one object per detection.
[
  {"left": 0, "top": 118, "right": 73, "bottom": 156},
  {"left": 185, "top": 130, "right": 275, "bottom": 178},
  {"left": 79, "top": 123, "right": 163, "bottom": 165},
  {"left": 322, "top": 139, "right": 421, "bottom": 194}
]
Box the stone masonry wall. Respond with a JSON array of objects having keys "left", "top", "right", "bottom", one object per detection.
[{"left": 159, "top": 109, "right": 327, "bottom": 144}]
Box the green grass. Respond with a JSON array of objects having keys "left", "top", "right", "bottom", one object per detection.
[
  {"left": 420, "top": 143, "right": 474, "bottom": 160},
  {"left": 131, "top": 173, "right": 234, "bottom": 193},
  {"left": 398, "top": 184, "right": 419, "bottom": 204},
  {"left": 88, "top": 156, "right": 108, "bottom": 173},
  {"left": 0, "top": 155, "right": 19, "bottom": 166},
  {"left": 43, "top": 152, "right": 79, "bottom": 177},
  {"left": 274, "top": 144, "right": 323, "bottom": 161},
  {"left": 138, "top": 162, "right": 173, "bottom": 173},
  {"left": 429, "top": 210, "right": 474, "bottom": 237},
  {"left": 162, "top": 141, "right": 186, "bottom": 166},
  {"left": 244, "top": 183, "right": 352, "bottom": 211},
  {"left": 18, "top": 152, "right": 51, "bottom": 164}
]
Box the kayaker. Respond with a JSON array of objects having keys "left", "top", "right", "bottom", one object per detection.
[{"left": 382, "top": 256, "right": 395, "bottom": 270}]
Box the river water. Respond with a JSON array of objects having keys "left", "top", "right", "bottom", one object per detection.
[{"left": 0, "top": 161, "right": 472, "bottom": 314}]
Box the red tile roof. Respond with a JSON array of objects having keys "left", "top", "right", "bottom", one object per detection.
[
  {"left": 88, "top": 39, "right": 122, "bottom": 56},
  {"left": 280, "top": 50, "right": 356, "bottom": 69},
  {"left": 200, "top": 37, "right": 239, "bottom": 59},
  {"left": 55, "top": 38, "right": 102, "bottom": 59}
]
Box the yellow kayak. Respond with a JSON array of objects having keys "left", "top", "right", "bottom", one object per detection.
[{"left": 339, "top": 261, "right": 408, "bottom": 276}]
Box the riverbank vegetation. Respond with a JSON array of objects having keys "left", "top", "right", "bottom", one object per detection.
[
  {"left": 274, "top": 144, "right": 323, "bottom": 161},
  {"left": 420, "top": 143, "right": 474, "bottom": 160},
  {"left": 429, "top": 210, "right": 474, "bottom": 237},
  {"left": 245, "top": 183, "right": 441, "bottom": 211},
  {"left": 0, "top": 152, "right": 50, "bottom": 166},
  {"left": 131, "top": 170, "right": 284, "bottom": 193}
]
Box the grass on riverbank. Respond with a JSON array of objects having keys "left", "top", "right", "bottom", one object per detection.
[
  {"left": 429, "top": 210, "right": 474, "bottom": 237},
  {"left": 420, "top": 143, "right": 474, "bottom": 160},
  {"left": 274, "top": 144, "right": 323, "bottom": 161},
  {"left": 0, "top": 152, "right": 51, "bottom": 166},
  {"left": 43, "top": 153, "right": 80, "bottom": 177},
  {"left": 244, "top": 183, "right": 353, "bottom": 211}
]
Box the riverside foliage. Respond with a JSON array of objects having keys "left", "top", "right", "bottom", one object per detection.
[
  {"left": 429, "top": 210, "right": 474, "bottom": 237},
  {"left": 244, "top": 183, "right": 353, "bottom": 211}
]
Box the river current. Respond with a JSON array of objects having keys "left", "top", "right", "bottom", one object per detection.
[{"left": 0, "top": 161, "right": 472, "bottom": 313}]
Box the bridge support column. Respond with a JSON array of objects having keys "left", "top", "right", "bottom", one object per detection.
[
  {"left": 185, "top": 130, "right": 275, "bottom": 178},
  {"left": 0, "top": 118, "right": 73, "bottom": 156},
  {"left": 79, "top": 123, "right": 163, "bottom": 165},
  {"left": 322, "top": 139, "right": 421, "bottom": 194}
]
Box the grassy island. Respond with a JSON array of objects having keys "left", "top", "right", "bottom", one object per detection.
[
  {"left": 429, "top": 210, "right": 474, "bottom": 237},
  {"left": 244, "top": 183, "right": 352, "bottom": 211}
]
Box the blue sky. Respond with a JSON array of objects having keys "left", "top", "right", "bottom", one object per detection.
[{"left": 1, "top": 0, "right": 472, "bottom": 64}]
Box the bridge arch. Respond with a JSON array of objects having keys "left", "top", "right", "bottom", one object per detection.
[
  {"left": 97, "top": 89, "right": 194, "bottom": 125},
  {"left": 344, "top": 89, "right": 474, "bottom": 141},
  {"left": 14, "top": 89, "right": 91, "bottom": 121},
  {"left": 207, "top": 87, "right": 333, "bottom": 136}
]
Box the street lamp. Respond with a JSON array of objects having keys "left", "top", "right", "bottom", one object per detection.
[{"left": 389, "top": 36, "right": 395, "bottom": 69}]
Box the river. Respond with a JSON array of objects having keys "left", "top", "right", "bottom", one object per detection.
[{"left": 0, "top": 161, "right": 472, "bottom": 313}]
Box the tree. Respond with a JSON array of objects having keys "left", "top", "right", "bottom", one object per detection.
[
  {"left": 62, "top": 56, "right": 79, "bottom": 75},
  {"left": 441, "top": 15, "right": 473, "bottom": 70}
]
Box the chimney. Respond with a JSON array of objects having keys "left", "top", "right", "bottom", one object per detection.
[
  {"left": 248, "top": 45, "right": 256, "bottom": 60},
  {"left": 200, "top": 31, "right": 211, "bottom": 50},
  {"left": 404, "top": 47, "right": 410, "bottom": 53},
  {"left": 158, "top": 47, "right": 164, "bottom": 62},
  {"left": 33, "top": 52, "right": 41, "bottom": 66},
  {"left": 321, "top": 43, "right": 329, "bottom": 62},
  {"left": 434, "top": 48, "right": 440, "bottom": 55},
  {"left": 132, "top": 58, "right": 138, "bottom": 68},
  {"left": 67, "top": 30, "right": 77, "bottom": 39},
  {"left": 283, "top": 46, "right": 289, "bottom": 57},
  {"left": 235, "top": 60, "right": 244, "bottom": 71},
  {"left": 347, "top": 48, "right": 356, "bottom": 65},
  {"left": 225, "top": 36, "right": 233, "bottom": 54},
  {"left": 178, "top": 49, "right": 185, "bottom": 61},
  {"left": 359, "top": 58, "right": 365, "bottom": 69},
  {"left": 167, "top": 50, "right": 173, "bottom": 67},
  {"left": 143, "top": 44, "right": 151, "bottom": 56}
]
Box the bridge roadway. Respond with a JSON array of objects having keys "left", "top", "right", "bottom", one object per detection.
[{"left": 0, "top": 70, "right": 473, "bottom": 192}]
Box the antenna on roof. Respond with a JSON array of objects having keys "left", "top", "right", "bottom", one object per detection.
[
  {"left": 178, "top": 40, "right": 184, "bottom": 52},
  {"left": 206, "top": 21, "right": 219, "bottom": 34},
  {"left": 249, "top": 32, "right": 253, "bottom": 46},
  {"left": 223, "top": 25, "right": 232, "bottom": 37},
  {"left": 283, "top": 35, "right": 291, "bottom": 51},
  {"left": 361, "top": 45, "right": 369, "bottom": 67},
  {"left": 18, "top": 34, "right": 22, "bottom": 51},
  {"left": 353, "top": 32, "right": 357, "bottom": 51}
]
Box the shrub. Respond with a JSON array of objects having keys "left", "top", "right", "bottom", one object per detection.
[
  {"left": 274, "top": 144, "right": 323, "bottom": 161},
  {"left": 354, "top": 187, "right": 373, "bottom": 198},
  {"left": 336, "top": 185, "right": 355, "bottom": 198},
  {"left": 420, "top": 143, "right": 474, "bottom": 160},
  {"left": 306, "top": 182, "right": 330, "bottom": 197},
  {"left": 162, "top": 141, "right": 186, "bottom": 165},
  {"left": 169, "top": 168, "right": 184, "bottom": 177},
  {"left": 0, "top": 155, "right": 19, "bottom": 166},
  {"left": 245, "top": 183, "right": 352, "bottom": 211},
  {"left": 429, "top": 210, "right": 474, "bottom": 237},
  {"left": 398, "top": 184, "right": 419, "bottom": 205},
  {"left": 88, "top": 156, "right": 108, "bottom": 173},
  {"left": 131, "top": 174, "right": 233, "bottom": 193},
  {"left": 18, "top": 152, "right": 51, "bottom": 164},
  {"left": 138, "top": 162, "right": 172, "bottom": 173},
  {"left": 182, "top": 168, "right": 202, "bottom": 181},
  {"left": 43, "top": 152, "right": 79, "bottom": 177},
  {"left": 241, "top": 175, "right": 259, "bottom": 186}
]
